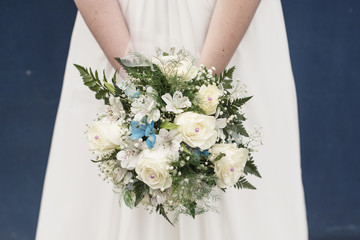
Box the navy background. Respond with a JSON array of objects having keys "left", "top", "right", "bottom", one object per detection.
[{"left": 0, "top": 0, "right": 359, "bottom": 239}]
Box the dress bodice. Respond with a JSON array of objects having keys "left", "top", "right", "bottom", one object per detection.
[{"left": 118, "top": 0, "right": 217, "bottom": 57}]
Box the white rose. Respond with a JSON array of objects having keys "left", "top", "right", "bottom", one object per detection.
[
  {"left": 176, "top": 59, "right": 198, "bottom": 81},
  {"left": 197, "top": 85, "right": 223, "bottom": 115},
  {"left": 87, "top": 118, "right": 126, "bottom": 154},
  {"left": 152, "top": 55, "right": 177, "bottom": 66},
  {"left": 152, "top": 55, "right": 198, "bottom": 81},
  {"left": 135, "top": 148, "right": 172, "bottom": 190},
  {"left": 210, "top": 144, "right": 249, "bottom": 188},
  {"left": 174, "top": 112, "right": 217, "bottom": 150}
]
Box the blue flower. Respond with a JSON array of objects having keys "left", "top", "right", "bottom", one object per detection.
[
  {"left": 183, "top": 144, "right": 210, "bottom": 161},
  {"left": 118, "top": 82, "right": 140, "bottom": 99},
  {"left": 130, "top": 119, "right": 156, "bottom": 149},
  {"left": 193, "top": 147, "right": 210, "bottom": 159},
  {"left": 125, "top": 88, "right": 140, "bottom": 98}
]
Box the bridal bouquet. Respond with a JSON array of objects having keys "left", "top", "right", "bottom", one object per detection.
[{"left": 75, "top": 48, "right": 262, "bottom": 225}]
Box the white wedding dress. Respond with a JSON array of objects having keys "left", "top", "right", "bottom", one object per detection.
[{"left": 36, "top": 0, "right": 308, "bottom": 239}]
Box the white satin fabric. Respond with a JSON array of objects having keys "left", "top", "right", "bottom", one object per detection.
[{"left": 36, "top": 0, "right": 308, "bottom": 239}]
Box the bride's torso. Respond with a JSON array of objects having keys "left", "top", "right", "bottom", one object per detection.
[{"left": 118, "top": 0, "right": 217, "bottom": 56}]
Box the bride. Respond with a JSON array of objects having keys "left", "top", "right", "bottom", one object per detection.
[{"left": 36, "top": 0, "right": 308, "bottom": 239}]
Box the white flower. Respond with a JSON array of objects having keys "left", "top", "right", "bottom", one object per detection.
[
  {"left": 99, "top": 160, "right": 127, "bottom": 183},
  {"left": 176, "top": 59, "right": 198, "bottom": 81},
  {"left": 152, "top": 55, "right": 177, "bottom": 66},
  {"left": 174, "top": 112, "right": 217, "bottom": 150},
  {"left": 123, "top": 172, "right": 133, "bottom": 185},
  {"left": 135, "top": 148, "right": 172, "bottom": 190},
  {"left": 108, "top": 96, "right": 124, "bottom": 118},
  {"left": 210, "top": 144, "right": 249, "bottom": 188},
  {"left": 197, "top": 85, "right": 223, "bottom": 115},
  {"left": 152, "top": 55, "right": 198, "bottom": 81},
  {"left": 87, "top": 118, "right": 126, "bottom": 154},
  {"left": 161, "top": 91, "right": 192, "bottom": 114},
  {"left": 149, "top": 189, "right": 168, "bottom": 205},
  {"left": 131, "top": 93, "right": 160, "bottom": 123},
  {"left": 116, "top": 140, "right": 145, "bottom": 170},
  {"left": 215, "top": 118, "right": 227, "bottom": 140},
  {"left": 154, "top": 129, "right": 183, "bottom": 158},
  {"left": 117, "top": 150, "right": 138, "bottom": 170}
]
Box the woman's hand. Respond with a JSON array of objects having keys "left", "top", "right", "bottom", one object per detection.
[
  {"left": 198, "top": 0, "right": 261, "bottom": 74},
  {"left": 74, "top": 0, "right": 131, "bottom": 71}
]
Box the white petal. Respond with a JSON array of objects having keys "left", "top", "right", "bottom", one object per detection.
[{"left": 216, "top": 118, "right": 227, "bottom": 129}]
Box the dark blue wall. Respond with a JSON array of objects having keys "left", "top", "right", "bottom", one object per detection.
[
  {"left": 0, "top": 1, "right": 359, "bottom": 239},
  {"left": 282, "top": 1, "right": 360, "bottom": 239},
  {"left": 0, "top": 1, "right": 77, "bottom": 239}
]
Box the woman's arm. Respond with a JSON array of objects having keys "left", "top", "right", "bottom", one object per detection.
[
  {"left": 74, "top": 0, "right": 131, "bottom": 71},
  {"left": 198, "top": 0, "right": 261, "bottom": 74}
]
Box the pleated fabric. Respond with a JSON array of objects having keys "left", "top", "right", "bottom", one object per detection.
[{"left": 36, "top": 0, "right": 308, "bottom": 239}]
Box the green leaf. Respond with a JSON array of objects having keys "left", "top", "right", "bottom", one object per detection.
[
  {"left": 84, "top": 80, "right": 97, "bottom": 87},
  {"left": 244, "top": 158, "right": 261, "bottom": 178},
  {"left": 156, "top": 204, "right": 174, "bottom": 226},
  {"left": 234, "top": 177, "right": 256, "bottom": 190},
  {"left": 123, "top": 190, "right": 134, "bottom": 208},
  {"left": 223, "top": 83, "right": 232, "bottom": 90},
  {"left": 95, "top": 90, "right": 107, "bottom": 100},
  {"left": 103, "top": 70, "right": 108, "bottom": 82},
  {"left": 213, "top": 152, "right": 226, "bottom": 162},
  {"left": 104, "top": 82, "right": 115, "bottom": 94},
  {"left": 184, "top": 200, "right": 197, "bottom": 218},
  {"left": 171, "top": 183, "right": 180, "bottom": 195},
  {"left": 235, "top": 113, "right": 246, "bottom": 121},
  {"left": 224, "top": 66, "right": 235, "bottom": 79},
  {"left": 181, "top": 143, "right": 191, "bottom": 154},
  {"left": 134, "top": 181, "right": 149, "bottom": 207},
  {"left": 236, "top": 122, "right": 249, "bottom": 137},
  {"left": 160, "top": 121, "right": 178, "bottom": 130},
  {"left": 89, "top": 85, "right": 101, "bottom": 92},
  {"left": 232, "top": 96, "right": 252, "bottom": 108},
  {"left": 111, "top": 72, "right": 117, "bottom": 85}
]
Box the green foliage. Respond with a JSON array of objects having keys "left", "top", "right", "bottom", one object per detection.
[
  {"left": 219, "top": 96, "right": 252, "bottom": 138},
  {"left": 212, "top": 153, "right": 226, "bottom": 162},
  {"left": 235, "top": 122, "right": 249, "bottom": 137},
  {"left": 104, "top": 82, "right": 115, "bottom": 94},
  {"left": 115, "top": 57, "right": 153, "bottom": 84},
  {"left": 133, "top": 181, "right": 149, "bottom": 207},
  {"left": 123, "top": 190, "right": 134, "bottom": 208},
  {"left": 90, "top": 150, "right": 119, "bottom": 163},
  {"left": 74, "top": 64, "right": 132, "bottom": 113},
  {"left": 183, "top": 199, "right": 197, "bottom": 218},
  {"left": 217, "top": 66, "right": 235, "bottom": 85},
  {"left": 234, "top": 177, "right": 256, "bottom": 190},
  {"left": 232, "top": 96, "right": 252, "bottom": 108},
  {"left": 74, "top": 64, "right": 111, "bottom": 105},
  {"left": 166, "top": 150, "right": 219, "bottom": 220},
  {"left": 244, "top": 157, "right": 262, "bottom": 178},
  {"left": 160, "top": 121, "right": 178, "bottom": 130},
  {"left": 156, "top": 204, "right": 174, "bottom": 226}
]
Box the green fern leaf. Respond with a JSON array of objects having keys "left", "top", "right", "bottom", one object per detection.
[
  {"left": 244, "top": 158, "right": 261, "bottom": 178},
  {"left": 156, "top": 204, "right": 174, "bottom": 226},
  {"left": 232, "top": 96, "right": 252, "bottom": 108},
  {"left": 234, "top": 177, "right": 256, "bottom": 190}
]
